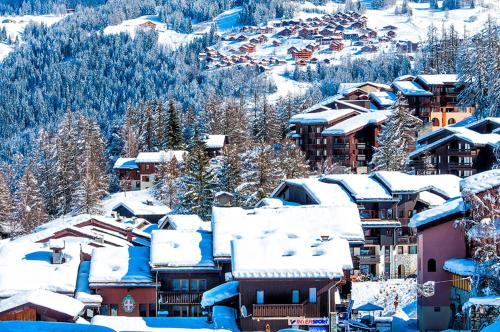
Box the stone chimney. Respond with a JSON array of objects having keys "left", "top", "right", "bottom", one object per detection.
[{"left": 49, "top": 239, "right": 65, "bottom": 264}]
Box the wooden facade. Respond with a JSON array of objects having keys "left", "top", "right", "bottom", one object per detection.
[
  {"left": 94, "top": 287, "right": 157, "bottom": 317},
  {"left": 0, "top": 305, "right": 75, "bottom": 322}
]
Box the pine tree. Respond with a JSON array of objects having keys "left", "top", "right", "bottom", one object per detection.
[
  {"left": 167, "top": 98, "right": 184, "bottom": 149},
  {"left": 223, "top": 100, "right": 250, "bottom": 149},
  {"left": 176, "top": 137, "right": 216, "bottom": 219},
  {"left": 216, "top": 144, "right": 243, "bottom": 195},
  {"left": 121, "top": 104, "right": 139, "bottom": 158},
  {"left": 154, "top": 100, "right": 168, "bottom": 150},
  {"left": 204, "top": 94, "right": 223, "bottom": 134},
  {"left": 12, "top": 167, "right": 48, "bottom": 235},
  {"left": 34, "top": 129, "right": 58, "bottom": 216},
  {"left": 156, "top": 157, "right": 182, "bottom": 209},
  {"left": 370, "top": 95, "right": 421, "bottom": 172},
  {"left": 254, "top": 97, "right": 281, "bottom": 144},
  {"left": 140, "top": 102, "right": 155, "bottom": 151},
  {"left": 0, "top": 171, "right": 12, "bottom": 234},
  {"left": 277, "top": 143, "right": 310, "bottom": 179}
]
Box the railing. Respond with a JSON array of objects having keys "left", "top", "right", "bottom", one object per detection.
[
  {"left": 396, "top": 235, "right": 418, "bottom": 245},
  {"left": 447, "top": 149, "right": 471, "bottom": 154},
  {"left": 158, "top": 291, "right": 203, "bottom": 305},
  {"left": 333, "top": 143, "right": 350, "bottom": 149},
  {"left": 358, "top": 255, "right": 381, "bottom": 264},
  {"left": 252, "top": 303, "right": 319, "bottom": 318},
  {"left": 448, "top": 162, "right": 472, "bottom": 168},
  {"left": 357, "top": 143, "right": 366, "bottom": 149}
]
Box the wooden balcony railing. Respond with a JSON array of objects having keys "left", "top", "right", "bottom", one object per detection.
[
  {"left": 158, "top": 291, "right": 203, "bottom": 305},
  {"left": 358, "top": 255, "right": 381, "bottom": 264},
  {"left": 253, "top": 303, "right": 319, "bottom": 318}
]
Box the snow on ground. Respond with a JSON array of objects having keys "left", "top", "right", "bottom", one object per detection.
[
  {"left": 103, "top": 15, "right": 202, "bottom": 50},
  {"left": 215, "top": 7, "right": 242, "bottom": 31},
  {"left": 0, "top": 321, "right": 116, "bottom": 332},
  {"left": 101, "top": 189, "right": 164, "bottom": 216},
  {"left": 0, "top": 43, "right": 12, "bottom": 61}
]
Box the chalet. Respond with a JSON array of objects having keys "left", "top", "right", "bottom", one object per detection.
[
  {"left": 350, "top": 21, "right": 363, "bottom": 29},
  {"left": 88, "top": 247, "right": 159, "bottom": 317},
  {"left": 321, "top": 110, "right": 394, "bottom": 174},
  {"left": 114, "top": 150, "right": 186, "bottom": 191},
  {"left": 235, "top": 35, "right": 247, "bottom": 42},
  {"left": 382, "top": 25, "right": 398, "bottom": 30},
  {"left": 298, "top": 28, "right": 317, "bottom": 39},
  {"left": 272, "top": 40, "right": 282, "bottom": 47},
  {"left": 367, "top": 30, "right": 377, "bottom": 38},
  {"left": 234, "top": 236, "right": 353, "bottom": 331},
  {"left": 319, "top": 28, "right": 334, "bottom": 37},
  {"left": 138, "top": 21, "right": 157, "bottom": 30},
  {"left": 0, "top": 290, "right": 84, "bottom": 322},
  {"left": 150, "top": 230, "right": 223, "bottom": 317},
  {"left": 292, "top": 48, "right": 313, "bottom": 60},
  {"left": 278, "top": 28, "right": 293, "bottom": 37},
  {"left": 238, "top": 43, "right": 256, "bottom": 53},
  {"left": 158, "top": 214, "right": 211, "bottom": 231},
  {"left": 386, "top": 30, "right": 396, "bottom": 38},
  {"left": 287, "top": 46, "right": 298, "bottom": 55},
  {"left": 409, "top": 170, "right": 500, "bottom": 332},
  {"left": 368, "top": 91, "right": 397, "bottom": 109},
  {"left": 409, "top": 117, "right": 500, "bottom": 177},
  {"left": 112, "top": 200, "right": 170, "bottom": 224},
  {"left": 329, "top": 40, "right": 345, "bottom": 52},
  {"left": 392, "top": 74, "right": 475, "bottom": 126}
]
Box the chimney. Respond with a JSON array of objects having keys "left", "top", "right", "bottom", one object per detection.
[
  {"left": 49, "top": 239, "right": 65, "bottom": 264},
  {"left": 126, "top": 227, "right": 133, "bottom": 242},
  {"left": 320, "top": 235, "right": 330, "bottom": 241}
]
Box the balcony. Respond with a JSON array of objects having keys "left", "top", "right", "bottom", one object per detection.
[
  {"left": 358, "top": 255, "right": 381, "bottom": 265},
  {"left": 396, "top": 235, "right": 417, "bottom": 245},
  {"left": 158, "top": 291, "right": 203, "bottom": 305},
  {"left": 253, "top": 303, "right": 319, "bottom": 318},
  {"left": 448, "top": 162, "right": 472, "bottom": 169},
  {"left": 447, "top": 149, "right": 472, "bottom": 155},
  {"left": 357, "top": 143, "right": 366, "bottom": 149},
  {"left": 364, "top": 236, "right": 380, "bottom": 245},
  {"left": 357, "top": 155, "right": 366, "bottom": 161},
  {"left": 333, "top": 143, "right": 349, "bottom": 149}
]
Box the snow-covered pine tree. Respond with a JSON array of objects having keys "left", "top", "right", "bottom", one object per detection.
[
  {"left": 154, "top": 100, "right": 168, "bottom": 150},
  {"left": 167, "top": 98, "right": 184, "bottom": 149},
  {"left": 72, "top": 117, "right": 108, "bottom": 214},
  {"left": 34, "top": 129, "right": 59, "bottom": 217},
  {"left": 254, "top": 97, "right": 281, "bottom": 144},
  {"left": 12, "top": 167, "right": 48, "bottom": 235},
  {"left": 176, "top": 137, "right": 216, "bottom": 220},
  {"left": 54, "top": 112, "right": 80, "bottom": 215},
  {"left": 121, "top": 104, "right": 139, "bottom": 158},
  {"left": 0, "top": 170, "right": 12, "bottom": 234},
  {"left": 140, "top": 101, "right": 155, "bottom": 152},
  {"left": 215, "top": 144, "right": 243, "bottom": 196},
  {"left": 223, "top": 100, "right": 250, "bottom": 149},
  {"left": 204, "top": 94, "right": 224, "bottom": 134},
  {"left": 277, "top": 143, "right": 310, "bottom": 179},
  {"left": 155, "top": 157, "right": 182, "bottom": 209},
  {"left": 370, "top": 94, "right": 421, "bottom": 172}
]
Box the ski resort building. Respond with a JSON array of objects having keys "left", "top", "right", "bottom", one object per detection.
[
  {"left": 113, "top": 150, "right": 187, "bottom": 191},
  {"left": 392, "top": 74, "right": 475, "bottom": 129},
  {"left": 409, "top": 117, "right": 500, "bottom": 177}
]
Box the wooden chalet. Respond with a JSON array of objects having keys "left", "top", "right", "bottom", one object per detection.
[{"left": 292, "top": 48, "right": 313, "bottom": 60}]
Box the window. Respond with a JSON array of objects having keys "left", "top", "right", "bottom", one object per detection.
[
  {"left": 428, "top": 259, "right": 437, "bottom": 272},
  {"left": 316, "top": 127, "right": 321, "bottom": 133},
  {"left": 316, "top": 138, "right": 321, "bottom": 145},
  {"left": 173, "top": 279, "right": 189, "bottom": 292},
  {"left": 434, "top": 307, "right": 441, "bottom": 312},
  {"left": 142, "top": 175, "right": 150, "bottom": 182},
  {"left": 191, "top": 306, "right": 202, "bottom": 317},
  {"left": 256, "top": 290, "right": 264, "bottom": 304},
  {"left": 110, "top": 304, "right": 118, "bottom": 316},
  {"left": 101, "top": 304, "right": 108, "bottom": 316},
  {"left": 464, "top": 143, "right": 471, "bottom": 150},
  {"left": 145, "top": 164, "right": 150, "bottom": 170},
  {"left": 447, "top": 118, "right": 456, "bottom": 125},
  {"left": 387, "top": 209, "right": 393, "bottom": 219},
  {"left": 172, "top": 305, "right": 189, "bottom": 317},
  {"left": 190, "top": 279, "right": 207, "bottom": 291},
  {"left": 432, "top": 118, "right": 440, "bottom": 127},
  {"left": 323, "top": 150, "right": 327, "bottom": 156},
  {"left": 409, "top": 246, "right": 417, "bottom": 254},
  {"left": 309, "top": 288, "right": 317, "bottom": 304},
  {"left": 149, "top": 304, "right": 156, "bottom": 317},
  {"left": 397, "top": 246, "right": 404, "bottom": 255},
  {"left": 139, "top": 304, "right": 147, "bottom": 317},
  {"left": 323, "top": 138, "right": 327, "bottom": 144},
  {"left": 292, "top": 290, "right": 300, "bottom": 304}
]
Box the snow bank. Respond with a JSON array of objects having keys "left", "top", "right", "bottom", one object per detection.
[
  {"left": 231, "top": 236, "right": 352, "bottom": 279},
  {"left": 211, "top": 204, "right": 364, "bottom": 259},
  {"left": 418, "top": 191, "right": 445, "bottom": 207},
  {"left": 89, "top": 247, "right": 153, "bottom": 285},
  {"left": 409, "top": 197, "right": 465, "bottom": 229},
  {"left": 460, "top": 169, "right": 500, "bottom": 195},
  {"left": 0, "top": 289, "right": 84, "bottom": 319},
  {"left": 201, "top": 281, "right": 239, "bottom": 308},
  {"left": 150, "top": 230, "right": 215, "bottom": 269},
  {"left": 443, "top": 258, "right": 475, "bottom": 277},
  {"left": 321, "top": 174, "right": 394, "bottom": 201},
  {"left": 0, "top": 321, "right": 116, "bottom": 332}
]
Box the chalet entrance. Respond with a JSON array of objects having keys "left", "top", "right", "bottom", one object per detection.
[{"left": 397, "top": 265, "right": 405, "bottom": 278}]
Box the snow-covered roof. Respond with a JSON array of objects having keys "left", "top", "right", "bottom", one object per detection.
[
  {"left": 464, "top": 296, "right": 500, "bottom": 310},
  {"left": 290, "top": 109, "right": 354, "bottom": 125},
  {"left": 321, "top": 174, "right": 394, "bottom": 201},
  {"left": 75, "top": 261, "right": 103, "bottom": 305},
  {"left": 361, "top": 221, "right": 401, "bottom": 228},
  {"left": 158, "top": 214, "right": 211, "bottom": 231},
  {"left": 231, "top": 236, "right": 353, "bottom": 279},
  {"left": 203, "top": 135, "right": 227, "bottom": 149},
  {"left": 371, "top": 171, "right": 461, "bottom": 198},
  {"left": 91, "top": 306, "right": 237, "bottom": 332},
  {"left": 0, "top": 241, "right": 81, "bottom": 298},
  {"left": 368, "top": 91, "right": 397, "bottom": 107},
  {"left": 49, "top": 238, "right": 65, "bottom": 249},
  {"left": 443, "top": 258, "right": 474, "bottom": 276},
  {"left": 112, "top": 201, "right": 171, "bottom": 216},
  {"left": 135, "top": 150, "right": 187, "bottom": 163},
  {"left": 201, "top": 281, "right": 239, "bottom": 308},
  {"left": 460, "top": 169, "right": 500, "bottom": 195},
  {"left": 322, "top": 110, "right": 391, "bottom": 136},
  {"left": 89, "top": 247, "right": 155, "bottom": 286},
  {"left": 337, "top": 82, "right": 391, "bottom": 95},
  {"left": 0, "top": 289, "right": 84, "bottom": 319},
  {"left": 410, "top": 127, "right": 500, "bottom": 158},
  {"left": 211, "top": 204, "right": 364, "bottom": 259},
  {"left": 417, "top": 74, "right": 459, "bottom": 85},
  {"left": 409, "top": 197, "right": 466, "bottom": 229},
  {"left": 271, "top": 178, "right": 353, "bottom": 205},
  {"left": 150, "top": 230, "right": 216, "bottom": 270},
  {"left": 418, "top": 191, "right": 446, "bottom": 207},
  {"left": 113, "top": 157, "right": 138, "bottom": 170},
  {"left": 392, "top": 80, "right": 433, "bottom": 96}
]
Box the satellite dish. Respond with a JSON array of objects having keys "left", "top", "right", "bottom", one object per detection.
[{"left": 240, "top": 305, "right": 248, "bottom": 318}]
